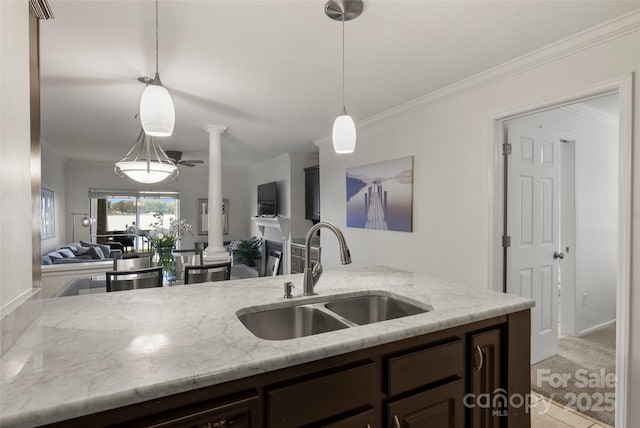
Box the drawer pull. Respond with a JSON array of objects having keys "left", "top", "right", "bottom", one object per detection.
[
  {"left": 393, "top": 415, "right": 400, "bottom": 428},
  {"left": 366, "top": 425, "right": 372, "bottom": 428},
  {"left": 474, "top": 345, "right": 484, "bottom": 371}
]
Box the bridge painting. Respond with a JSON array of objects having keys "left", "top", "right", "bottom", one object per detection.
[{"left": 346, "top": 156, "right": 413, "bottom": 232}]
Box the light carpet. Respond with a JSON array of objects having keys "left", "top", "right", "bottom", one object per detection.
[{"left": 530, "top": 323, "right": 616, "bottom": 426}]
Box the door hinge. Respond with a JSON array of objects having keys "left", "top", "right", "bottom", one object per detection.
[
  {"left": 502, "top": 143, "right": 512, "bottom": 156},
  {"left": 502, "top": 235, "right": 511, "bottom": 248}
]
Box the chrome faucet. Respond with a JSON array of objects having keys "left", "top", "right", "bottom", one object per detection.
[{"left": 303, "top": 222, "right": 352, "bottom": 295}]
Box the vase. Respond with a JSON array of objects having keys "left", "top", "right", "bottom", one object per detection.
[{"left": 154, "top": 246, "right": 176, "bottom": 285}]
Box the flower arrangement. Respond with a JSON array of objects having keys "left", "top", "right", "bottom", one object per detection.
[{"left": 145, "top": 212, "right": 193, "bottom": 249}]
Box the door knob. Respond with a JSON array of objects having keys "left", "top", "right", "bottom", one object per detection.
[{"left": 553, "top": 251, "right": 565, "bottom": 260}]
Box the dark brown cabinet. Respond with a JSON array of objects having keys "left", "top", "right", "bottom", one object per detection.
[
  {"left": 47, "top": 311, "right": 530, "bottom": 428},
  {"left": 321, "top": 409, "right": 375, "bottom": 428},
  {"left": 387, "top": 379, "right": 465, "bottom": 428},
  {"left": 136, "top": 395, "right": 260, "bottom": 428},
  {"left": 268, "top": 364, "right": 375, "bottom": 427},
  {"left": 305, "top": 165, "right": 320, "bottom": 222},
  {"left": 469, "top": 328, "right": 504, "bottom": 428}
]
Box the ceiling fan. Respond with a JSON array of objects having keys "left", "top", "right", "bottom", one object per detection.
[{"left": 165, "top": 150, "right": 205, "bottom": 167}]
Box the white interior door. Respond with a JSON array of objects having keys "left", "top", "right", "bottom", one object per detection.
[
  {"left": 560, "top": 140, "right": 576, "bottom": 337},
  {"left": 506, "top": 118, "right": 562, "bottom": 364}
]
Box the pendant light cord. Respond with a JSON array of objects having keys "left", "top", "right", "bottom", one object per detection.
[
  {"left": 155, "top": 0, "right": 159, "bottom": 75},
  {"left": 341, "top": 16, "right": 345, "bottom": 110}
]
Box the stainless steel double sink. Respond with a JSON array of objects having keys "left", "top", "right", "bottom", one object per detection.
[{"left": 237, "top": 291, "right": 432, "bottom": 340}]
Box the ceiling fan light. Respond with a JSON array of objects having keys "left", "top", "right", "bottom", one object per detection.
[
  {"left": 140, "top": 83, "right": 175, "bottom": 137},
  {"left": 115, "top": 160, "right": 177, "bottom": 184},
  {"left": 332, "top": 114, "right": 356, "bottom": 154}
]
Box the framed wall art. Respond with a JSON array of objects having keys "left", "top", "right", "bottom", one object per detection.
[
  {"left": 346, "top": 156, "right": 413, "bottom": 232},
  {"left": 41, "top": 188, "right": 55, "bottom": 239},
  {"left": 198, "top": 198, "right": 229, "bottom": 235}
]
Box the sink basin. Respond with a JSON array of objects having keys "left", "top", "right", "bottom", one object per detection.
[
  {"left": 325, "top": 295, "right": 429, "bottom": 325},
  {"left": 238, "top": 305, "right": 349, "bottom": 340},
  {"left": 238, "top": 291, "right": 432, "bottom": 340}
]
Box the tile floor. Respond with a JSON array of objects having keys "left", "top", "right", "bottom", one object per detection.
[{"left": 531, "top": 392, "right": 613, "bottom": 428}]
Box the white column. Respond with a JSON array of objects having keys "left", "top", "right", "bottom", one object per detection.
[{"left": 203, "top": 125, "right": 230, "bottom": 262}]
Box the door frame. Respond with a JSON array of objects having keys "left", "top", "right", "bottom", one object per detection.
[{"left": 488, "top": 73, "right": 632, "bottom": 427}]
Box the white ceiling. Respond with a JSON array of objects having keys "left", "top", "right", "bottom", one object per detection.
[{"left": 40, "top": 1, "right": 640, "bottom": 167}]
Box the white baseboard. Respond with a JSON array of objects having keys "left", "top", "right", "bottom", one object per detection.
[{"left": 578, "top": 319, "right": 616, "bottom": 336}]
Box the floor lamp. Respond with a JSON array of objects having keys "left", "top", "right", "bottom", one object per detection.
[{"left": 71, "top": 212, "right": 93, "bottom": 242}]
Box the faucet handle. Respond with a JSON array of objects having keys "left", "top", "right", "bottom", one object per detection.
[{"left": 283, "top": 282, "right": 295, "bottom": 299}]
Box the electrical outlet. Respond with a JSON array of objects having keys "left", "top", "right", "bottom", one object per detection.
[{"left": 582, "top": 293, "right": 588, "bottom": 306}]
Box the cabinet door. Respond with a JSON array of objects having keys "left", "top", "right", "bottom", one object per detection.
[
  {"left": 321, "top": 408, "right": 375, "bottom": 428},
  {"left": 143, "top": 395, "right": 260, "bottom": 428},
  {"left": 290, "top": 255, "right": 303, "bottom": 273},
  {"left": 387, "top": 379, "right": 464, "bottom": 428},
  {"left": 305, "top": 166, "right": 320, "bottom": 221},
  {"left": 469, "top": 328, "right": 504, "bottom": 428}
]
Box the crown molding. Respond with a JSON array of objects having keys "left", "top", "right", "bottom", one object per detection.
[
  {"left": 561, "top": 103, "right": 617, "bottom": 123},
  {"left": 313, "top": 9, "right": 640, "bottom": 146},
  {"left": 29, "top": 0, "right": 54, "bottom": 20}
]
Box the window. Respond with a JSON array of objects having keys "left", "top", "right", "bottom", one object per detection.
[{"left": 89, "top": 189, "right": 180, "bottom": 252}]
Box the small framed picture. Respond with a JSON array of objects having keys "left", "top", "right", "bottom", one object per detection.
[
  {"left": 198, "top": 198, "right": 229, "bottom": 235},
  {"left": 41, "top": 188, "right": 55, "bottom": 239}
]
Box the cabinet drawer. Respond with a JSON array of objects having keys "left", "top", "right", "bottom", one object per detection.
[
  {"left": 291, "top": 256, "right": 303, "bottom": 273},
  {"left": 387, "top": 378, "right": 465, "bottom": 428},
  {"left": 291, "top": 245, "right": 303, "bottom": 257},
  {"left": 386, "top": 338, "right": 463, "bottom": 396},
  {"left": 268, "top": 363, "right": 376, "bottom": 427},
  {"left": 322, "top": 408, "right": 375, "bottom": 428},
  {"left": 144, "top": 395, "right": 260, "bottom": 428}
]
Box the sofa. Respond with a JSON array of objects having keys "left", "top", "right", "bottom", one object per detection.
[
  {"left": 41, "top": 241, "right": 122, "bottom": 298},
  {"left": 41, "top": 241, "right": 122, "bottom": 265}
]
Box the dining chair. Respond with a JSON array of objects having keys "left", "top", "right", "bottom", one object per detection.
[
  {"left": 105, "top": 266, "right": 163, "bottom": 292},
  {"left": 113, "top": 252, "right": 153, "bottom": 271},
  {"left": 173, "top": 249, "right": 204, "bottom": 281},
  {"left": 184, "top": 262, "right": 231, "bottom": 284}
]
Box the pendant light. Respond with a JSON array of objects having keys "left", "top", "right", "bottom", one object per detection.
[
  {"left": 139, "top": 0, "right": 175, "bottom": 137},
  {"left": 115, "top": 129, "right": 178, "bottom": 184},
  {"left": 326, "top": 0, "right": 362, "bottom": 154}
]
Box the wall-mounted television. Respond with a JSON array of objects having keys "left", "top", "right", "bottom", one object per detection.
[{"left": 257, "top": 181, "right": 278, "bottom": 216}]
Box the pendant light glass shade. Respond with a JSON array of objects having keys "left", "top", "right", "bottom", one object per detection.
[
  {"left": 139, "top": 0, "right": 175, "bottom": 137},
  {"left": 327, "top": 1, "right": 362, "bottom": 154},
  {"left": 332, "top": 110, "right": 356, "bottom": 154},
  {"left": 140, "top": 75, "right": 175, "bottom": 137},
  {"left": 115, "top": 130, "right": 178, "bottom": 184},
  {"left": 115, "top": 161, "right": 177, "bottom": 184}
]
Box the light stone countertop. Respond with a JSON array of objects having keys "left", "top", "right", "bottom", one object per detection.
[{"left": 0, "top": 266, "right": 534, "bottom": 427}]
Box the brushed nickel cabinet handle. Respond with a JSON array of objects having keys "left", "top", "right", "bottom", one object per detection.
[
  {"left": 474, "top": 345, "right": 484, "bottom": 371},
  {"left": 393, "top": 415, "right": 401, "bottom": 428},
  {"left": 366, "top": 425, "right": 372, "bottom": 428}
]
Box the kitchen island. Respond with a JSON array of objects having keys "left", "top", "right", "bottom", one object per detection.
[{"left": 0, "top": 267, "right": 534, "bottom": 427}]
